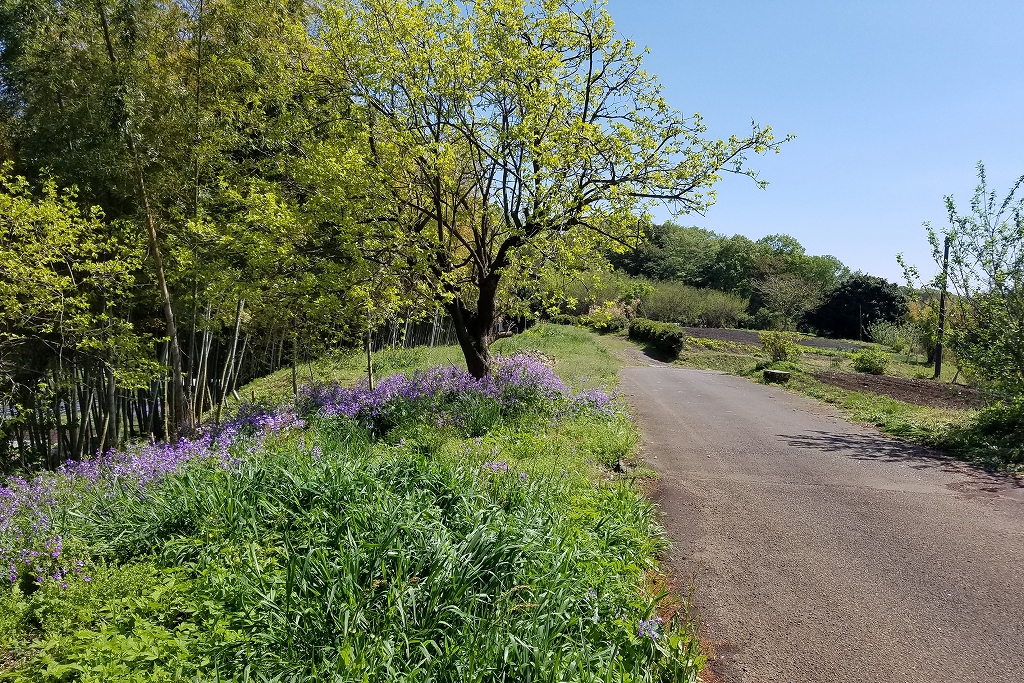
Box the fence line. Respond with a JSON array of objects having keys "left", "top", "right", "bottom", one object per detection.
[{"left": 368, "top": 312, "right": 518, "bottom": 353}]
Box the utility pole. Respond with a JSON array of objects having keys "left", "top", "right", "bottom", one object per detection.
[{"left": 933, "top": 235, "right": 950, "bottom": 379}]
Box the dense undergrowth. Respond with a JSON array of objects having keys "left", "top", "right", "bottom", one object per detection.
[{"left": 0, "top": 348, "right": 703, "bottom": 681}]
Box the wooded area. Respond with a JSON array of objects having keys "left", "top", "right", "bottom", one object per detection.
[{"left": 0, "top": 0, "right": 786, "bottom": 470}]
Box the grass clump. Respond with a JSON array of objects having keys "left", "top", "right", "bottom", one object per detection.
[
  {"left": 937, "top": 397, "right": 1024, "bottom": 470},
  {"left": 0, "top": 350, "right": 704, "bottom": 681},
  {"left": 758, "top": 331, "right": 800, "bottom": 362},
  {"left": 851, "top": 347, "right": 891, "bottom": 375}
]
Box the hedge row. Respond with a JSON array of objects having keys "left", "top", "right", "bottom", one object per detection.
[
  {"left": 548, "top": 313, "right": 628, "bottom": 333},
  {"left": 628, "top": 318, "right": 687, "bottom": 355}
]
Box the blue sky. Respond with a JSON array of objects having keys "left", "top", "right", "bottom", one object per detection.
[{"left": 605, "top": 0, "right": 1024, "bottom": 282}]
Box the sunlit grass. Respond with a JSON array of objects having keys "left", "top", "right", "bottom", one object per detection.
[
  {"left": 0, "top": 348, "right": 702, "bottom": 681},
  {"left": 242, "top": 323, "right": 624, "bottom": 406}
]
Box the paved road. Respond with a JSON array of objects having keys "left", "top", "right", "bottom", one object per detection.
[{"left": 620, "top": 366, "right": 1024, "bottom": 683}]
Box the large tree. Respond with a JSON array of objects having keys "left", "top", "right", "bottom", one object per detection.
[
  {"left": 804, "top": 273, "right": 908, "bottom": 340},
  {"left": 318, "top": 0, "right": 787, "bottom": 377}
]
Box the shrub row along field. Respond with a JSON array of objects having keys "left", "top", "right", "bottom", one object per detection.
[
  {"left": 627, "top": 319, "right": 687, "bottom": 356},
  {"left": 0, "top": 336, "right": 703, "bottom": 681}
]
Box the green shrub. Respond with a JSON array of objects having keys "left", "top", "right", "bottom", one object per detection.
[
  {"left": 638, "top": 282, "right": 748, "bottom": 328},
  {"left": 586, "top": 311, "right": 629, "bottom": 333},
  {"left": 867, "top": 320, "right": 919, "bottom": 356},
  {"left": 939, "top": 397, "right": 1024, "bottom": 470},
  {"left": 750, "top": 307, "right": 785, "bottom": 331},
  {"left": 851, "top": 347, "right": 891, "bottom": 374},
  {"left": 549, "top": 313, "right": 582, "bottom": 326},
  {"left": 628, "top": 318, "right": 687, "bottom": 355},
  {"left": 759, "top": 331, "right": 800, "bottom": 362}
]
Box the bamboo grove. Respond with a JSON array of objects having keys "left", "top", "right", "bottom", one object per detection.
[{"left": 1, "top": 0, "right": 784, "bottom": 472}]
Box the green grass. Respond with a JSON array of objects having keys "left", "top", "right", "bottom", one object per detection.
[
  {"left": 1, "top": 327, "right": 703, "bottom": 681},
  {"left": 244, "top": 323, "right": 623, "bottom": 407},
  {"left": 674, "top": 350, "right": 758, "bottom": 374},
  {"left": 789, "top": 373, "right": 965, "bottom": 441},
  {"left": 494, "top": 324, "right": 624, "bottom": 389}
]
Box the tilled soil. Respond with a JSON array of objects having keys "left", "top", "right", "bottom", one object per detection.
[
  {"left": 813, "top": 370, "right": 986, "bottom": 410},
  {"left": 681, "top": 327, "right": 867, "bottom": 352}
]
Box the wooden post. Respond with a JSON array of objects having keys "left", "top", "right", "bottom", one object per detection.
[
  {"left": 366, "top": 320, "right": 374, "bottom": 391},
  {"left": 934, "top": 235, "right": 950, "bottom": 379},
  {"left": 291, "top": 333, "right": 299, "bottom": 399}
]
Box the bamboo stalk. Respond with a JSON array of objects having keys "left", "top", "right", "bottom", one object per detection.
[{"left": 216, "top": 299, "right": 245, "bottom": 424}]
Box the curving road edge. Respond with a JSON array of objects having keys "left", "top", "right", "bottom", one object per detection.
[{"left": 621, "top": 366, "right": 1024, "bottom": 683}]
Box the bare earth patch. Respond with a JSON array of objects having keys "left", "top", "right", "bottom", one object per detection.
[
  {"left": 812, "top": 370, "right": 986, "bottom": 409},
  {"left": 681, "top": 327, "right": 866, "bottom": 352}
]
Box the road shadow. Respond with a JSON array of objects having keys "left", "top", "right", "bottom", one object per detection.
[
  {"left": 780, "top": 429, "right": 1024, "bottom": 491},
  {"left": 622, "top": 342, "right": 676, "bottom": 366}
]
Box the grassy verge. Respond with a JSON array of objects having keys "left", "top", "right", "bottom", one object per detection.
[
  {"left": 788, "top": 373, "right": 965, "bottom": 442},
  {"left": 1, "top": 328, "right": 703, "bottom": 681}
]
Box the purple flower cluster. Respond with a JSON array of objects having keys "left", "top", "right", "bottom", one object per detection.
[
  {"left": 1, "top": 476, "right": 62, "bottom": 585},
  {"left": 1, "top": 355, "right": 615, "bottom": 591},
  {"left": 1, "top": 403, "right": 303, "bottom": 589},
  {"left": 564, "top": 387, "right": 618, "bottom": 416},
  {"left": 300, "top": 355, "right": 565, "bottom": 425},
  {"left": 638, "top": 616, "right": 664, "bottom": 640},
  {"left": 299, "top": 354, "right": 613, "bottom": 430}
]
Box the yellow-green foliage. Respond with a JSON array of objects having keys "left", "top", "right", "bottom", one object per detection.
[
  {"left": 851, "top": 347, "right": 891, "bottom": 374},
  {"left": 759, "top": 331, "right": 800, "bottom": 362},
  {"left": 638, "top": 281, "right": 749, "bottom": 328}
]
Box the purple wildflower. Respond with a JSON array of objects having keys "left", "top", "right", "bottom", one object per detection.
[{"left": 638, "top": 617, "right": 664, "bottom": 640}]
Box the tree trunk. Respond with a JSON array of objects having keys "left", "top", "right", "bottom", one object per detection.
[
  {"left": 97, "top": 6, "right": 189, "bottom": 437},
  {"left": 446, "top": 298, "right": 493, "bottom": 379},
  {"left": 445, "top": 272, "right": 507, "bottom": 378},
  {"left": 216, "top": 299, "right": 245, "bottom": 424}
]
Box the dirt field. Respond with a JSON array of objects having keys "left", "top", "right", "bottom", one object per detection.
[
  {"left": 812, "top": 370, "right": 986, "bottom": 410},
  {"left": 681, "top": 327, "right": 867, "bottom": 352}
]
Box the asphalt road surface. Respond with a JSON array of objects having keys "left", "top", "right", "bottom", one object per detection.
[{"left": 620, "top": 366, "right": 1024, "bottom": 683}]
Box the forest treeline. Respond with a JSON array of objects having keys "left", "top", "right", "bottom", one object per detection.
[
  {"left": 0, "top": 0, "right": 378, "bottom": 467},
  {"left": 556, "top": 221, "right": 914, "bottom": 340}
]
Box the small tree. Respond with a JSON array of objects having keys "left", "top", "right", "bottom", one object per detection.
[
  {"left": 904, "top": 163, "right": 1024, "bottom": 393},
  {"left": 753, "top": 272, "right": 823, "bottom": 331},
  {"left": 321, "top": 0, "right": 787, "bottom": 377}
]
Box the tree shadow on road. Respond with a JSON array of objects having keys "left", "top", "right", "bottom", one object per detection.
[{"left": 780, "top": 430, "right": 1024, "bottom": 491}]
